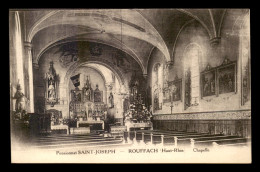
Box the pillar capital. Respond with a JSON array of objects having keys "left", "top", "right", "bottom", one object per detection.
[
  {"left": 210, "top": 37, "right": 221, "bottom": 46},
  {"left": 142, "top": 73, "right": 148, "bottom": 79},
  {"left": 166, "top": 61, "right": 174, "bottom": 69},
  {"left": 24, "top": 41, "right": 33, "bottom": 50},
  {"left": 33, "top": 63, "right": 39, "bottom": 70}
]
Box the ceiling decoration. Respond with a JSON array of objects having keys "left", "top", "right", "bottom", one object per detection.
[
  {"left": 89, "top": 43, "right": 103, "bottom": 56},
  {"left": 21, "top": 9, "right": 247, "bottom": 73}
]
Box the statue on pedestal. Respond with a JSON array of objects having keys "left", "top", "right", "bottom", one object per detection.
[
  {"left": 48, "top": 80, "right": 55, "bottom": 99},
  {"left": 14, "top": 83, "right": 25, "bottom": 113},
  {"left": 82, "top": 76, "right": 93, "bottom": 102},
  {"left": 108, "top": 92, "right": 114, "bottom": 108},
  {"left": 13, "top": 82, "right": 26, "bottom": 120},
  {"left": 45, "top": 61, "right": 59, "bottom": 106}
]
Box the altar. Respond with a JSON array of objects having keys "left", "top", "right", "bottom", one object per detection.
[
  {"left": 69, "top": 76, "right": 107, "bottom": 133},
  {"left": 51, "top": 124, "right": 69, "bottom": 134}
]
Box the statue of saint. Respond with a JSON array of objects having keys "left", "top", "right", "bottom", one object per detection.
[
  {"left": 204, "top": 78, "right": 210, "bottom": 96},
  {"left": 14, "top": 83, "right": 25, "bottom": 113},
  {"left": 108, "top": 92, "right": 114, "bottom": 108},
  {"left": 83, "top": 76, "right": 92, "bottom": 101},
  {"left": 86, "top": 88, "right": 91, "bottom": 100},
  {"left": 48, "top": 80, "right": 55, "bottom": 99},
  {"left": 45, "top": 61, "right": 58, "bottom": 105},
  {"left": 46, "top": 61, "right": 56, "bottom": 81}
]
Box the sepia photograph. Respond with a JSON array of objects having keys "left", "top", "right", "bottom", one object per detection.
[{"left": 9, "top": 8, "right": 251, "bottom": 164}]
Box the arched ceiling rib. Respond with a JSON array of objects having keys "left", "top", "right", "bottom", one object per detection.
[
  {"left": 83, "top": 63, "right": 114, "bottom": 83},
  {"left": 32, "top": 25, "right": 147, "bottom": 74},
  {"left": 29, "top": 9, "right": 171, "bottom": 62},
  {"left": 76, "top": 65, "right": 108, "bottom": 84},
  {"left": 23, "top": 9, "right": 246, "bottom": 69},
  {"left": 64, "top": 60, "right": 126, "bottom": 88}
]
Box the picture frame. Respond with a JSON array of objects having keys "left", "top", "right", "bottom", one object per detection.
[
  {"left": 71, "top": 89, "right": 82, "bottom": 102},
  {"left": 168, "top": 76, "right": 182, "bottom": 102},
  {"left": 94, "top": 90, "right": 103, "bottom": 103},
  {"left": 200, "top": 65, "right": 217, "bottom": 98},
  {"left": 217, "top": 61, "right": 237, "bottom": 95}
]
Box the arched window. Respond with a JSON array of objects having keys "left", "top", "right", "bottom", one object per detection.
[
  {"left": 153, "top": 63, "right": 163, "bottom": 111},
  {"left": 184, "top": 44, "right": 201, "bottom": 109},
  {"left": 240, "top": 15, "right": 250, "bottom": 106}
]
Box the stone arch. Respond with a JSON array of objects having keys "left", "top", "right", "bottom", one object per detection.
[
  {"left": 75, "top": 65, "right": 108, "bottom": 84},
  {"left": 177, "top": 9, "right": 213, "bottom": 40},
  {"left": 27, "top": 10, "right": 62, "bottom": 42},
  {"left": 64, "top": 59, "right": 126, "bottom": 92},
  {"left": 28, "top": 9, "right": 171, "bottom": 65},
  {"left": 171, "top": 19, "right": 196, "bottom": 60},
  {"left": 34, "top": 36, "right": 146, "bottom": 75},
  {"left": 183, "top": 43, "right": 203, "bottom": 69}
]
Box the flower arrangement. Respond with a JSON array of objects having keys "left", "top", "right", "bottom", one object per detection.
[{"left": 124, "top": 103, "right": 151, "bottom": 123}]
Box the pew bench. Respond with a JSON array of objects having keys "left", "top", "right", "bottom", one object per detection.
[{"left": 193, "top": 138, "right": 248, "bottom": 147}]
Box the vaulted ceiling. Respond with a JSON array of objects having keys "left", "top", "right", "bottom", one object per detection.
[{"left": 19, "top": 9, "right": 248, "bottom": 75}]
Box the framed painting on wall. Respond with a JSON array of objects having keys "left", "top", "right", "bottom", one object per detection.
[
  {"left": 71, "top": 89, "right": 82, "bottom": 103},
  {"left": 94, "top": 90, "right": 103, "bottom": 103},
  {"left": 93, "top": 84, "right": 103, "bottom": 103},
  {"left": 200, "top": 66, "right": 216, "bottom": 98},
  {"left": 163, "top": 88, "right": 170, "bottom": 103},
  {"left": 168, "top": 76, "right": 182, "bottom": 102},
  {"left": 217, "top": 60, "right": 237, "bottom": 95}
]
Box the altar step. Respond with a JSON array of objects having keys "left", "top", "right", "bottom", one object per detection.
[{"left": 70, "top": 127, "right": 90, "bottom": 134}]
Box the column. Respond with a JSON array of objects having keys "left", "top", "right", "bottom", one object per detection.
[
  {"left": 121, "top": 96, "right": 125, "bottom": 124},
  {"left": 24, "top": 42, "right": 34, "bottom": 113},
  {"left": 116, "top": 94, "right": 124, "bottom": 125},
  {"left": 14, "top": 11, "right": 25, "bottom": 94}
]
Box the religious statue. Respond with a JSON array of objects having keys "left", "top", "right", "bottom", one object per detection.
[
  {"left": 82, "top": 76, "right": 93, "bottom": 102},
  {"left": 210, "top": 80, "right": 215, "bottom": 93},
  {"left": 203, "top": 78, "right": 210, "bottom": 96},
  {"left": 228, "top": 74, "right": 233, "bottom": 91},
  {"left": 85, "top": 88, "right": 91, "bottom": 100},
  {"left": 108, "top": 92, "right": 114, "bottom": 108},
  {"left": 14, "top": 83, "right": 25, "bottom": 113},
  {"left": 45, "top": 61, "right": 59, "bottom": 106},
  {"left": 48, "top": 80, "right": 55, "bottom": 99}
]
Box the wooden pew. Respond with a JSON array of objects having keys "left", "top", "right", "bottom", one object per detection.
[
  {"left": 177, "top": 135, "right": 239, "bottom": 146},
  {"left": 31, "top": 133, "right": 124, "bottom": 149},
  {"left": 123, "top": 130, "right": 250, "bottom": 148},
  {"left": 193, "top": 138, "right": 249, "bottom": 147}
]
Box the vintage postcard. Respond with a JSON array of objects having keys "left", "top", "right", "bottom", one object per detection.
[{"left": 9, "top": 8, "right": 251, "bottom": 163}]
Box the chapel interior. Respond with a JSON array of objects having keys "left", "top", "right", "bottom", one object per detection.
[{"left": 9, "top": 9, "right": 251, "bottom": 149}]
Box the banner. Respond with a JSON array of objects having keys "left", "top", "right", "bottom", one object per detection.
[{"left": 70, "top": 74, "right": 80, "bottom": 87}]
